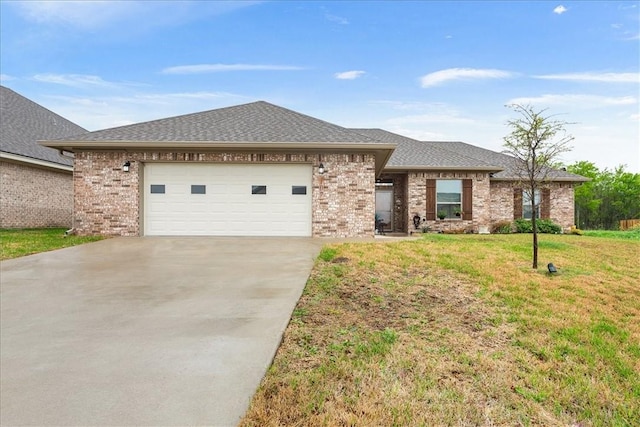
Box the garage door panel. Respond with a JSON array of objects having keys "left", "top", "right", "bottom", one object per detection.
[{"left": 144, "top": 163, "right": 311, "bottom": 236}]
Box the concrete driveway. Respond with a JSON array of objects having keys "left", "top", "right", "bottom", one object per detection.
[{"left": 1, "top": 237, "right": 322, "bottom": 426}]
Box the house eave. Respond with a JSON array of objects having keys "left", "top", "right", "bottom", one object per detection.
[
  {"left": 38, "top": 140, "right": 397, "bottom": 175},
  {"left": 0, "top": 151, "right": 73, "bottom": 172},
  {"left": 383, "top": 165, "right": 503, "bottom": 173},
  {"left": 489, "top": 176, "right": 591, "bottom": 183}
]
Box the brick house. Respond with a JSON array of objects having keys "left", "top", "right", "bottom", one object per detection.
[
  {"left": 41, "top": 101, "right": 587, "bottom": 237},
  {"left": 1, "top": 85, "right": 87, "bottom": 228}
]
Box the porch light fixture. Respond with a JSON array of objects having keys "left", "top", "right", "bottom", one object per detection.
[
  {"left": 318, "top": 163, "right": 326, "bottom": 174},
  {"left": 123, "top": 161, "right": 131, "bottom": 172}
]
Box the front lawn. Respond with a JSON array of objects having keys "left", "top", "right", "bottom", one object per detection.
[
  {"left": 0, "top": 228, "right": 103, "bottom": 260},
  {"left": 241, "top": 233, "right": 639, "bottom": 426}
]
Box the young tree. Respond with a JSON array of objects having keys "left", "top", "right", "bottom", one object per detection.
[{"left": 503, "top": 104, "right": 574, "bottom": 269}]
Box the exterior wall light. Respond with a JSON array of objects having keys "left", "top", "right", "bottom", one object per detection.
[
  {"left": 318, "top": 163, "right": 326, "bottom": 174},
  {"left": 123, "top": 161, "right": 131, "bottom": 172}
]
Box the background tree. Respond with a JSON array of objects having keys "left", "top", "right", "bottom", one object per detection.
[
  {"left": 503, "top": 104, "right": 573, "bottom": 269},
  {"left": 568, "top": 161, "right": 640, "bottom": 229}
]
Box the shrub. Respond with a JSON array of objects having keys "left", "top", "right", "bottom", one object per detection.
[
  {"left": 491, "top": 221, "right": 513, "bottom": 234},
  {"left": 318, "top": 247, "right": 338, "bottom": 262},
  {"left": 513, "top": 219, "right": 533, "bottom": 233},
  {"left": 513, "top": 218, "right": 562, "bottom": 234}
]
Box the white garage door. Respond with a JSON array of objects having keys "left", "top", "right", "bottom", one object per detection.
[{"left": 144, "top": 163, "right": 312, "bottom": 236}]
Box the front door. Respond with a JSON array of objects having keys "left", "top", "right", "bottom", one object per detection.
[{"left": 375, "top": 188, "right": 393, "bottom": 232}]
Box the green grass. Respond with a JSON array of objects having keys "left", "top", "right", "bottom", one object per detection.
[
  {"left": 583, "top": 228, "right": 640, "bottom": 240},
  {"left": 242, "top": 233, "right": 640, "bottom": 426},
  {"left": 0, "top": 228, "right": 103, "bottom": 260}
]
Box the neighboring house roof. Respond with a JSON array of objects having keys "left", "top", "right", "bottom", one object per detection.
[
  {"left": 352, "top": 129, "right": 502, "bottom": 171},
  {"left": 41, "top": 100, "right": 397, "bottom": 175},
  {"left": 431, "top": 141, "right": 589, "bottom": 182},
  {"left": 0, "top": 85, "right": 86, "bottom": 168}
]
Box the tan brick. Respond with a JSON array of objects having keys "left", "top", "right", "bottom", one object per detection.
[
  {"left": 0, "top": 161, "right": 72, "bottom": 228},
  {"left": 73, "top": 151, "right": 376, "bottom": 237}
]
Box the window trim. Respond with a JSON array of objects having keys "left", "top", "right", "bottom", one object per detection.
[{"left": 436, "top": 179, "right": 462, "bottom": 219}]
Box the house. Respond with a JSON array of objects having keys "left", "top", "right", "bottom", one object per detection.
[
  {"left": 1, "top": 85, "right": 87, "bottom": 228},
  {"left": 40, "top": 101, "right": 587, "bottom": 237},
  {"left": 354, "top": 128, "right": 587, "bottom": 234}
]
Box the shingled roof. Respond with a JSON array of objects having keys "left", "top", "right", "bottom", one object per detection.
[
  {"left": 48, "top": 101, "right": 384, "bottom": 144},
  {"left": 1, "top": 85, "right": 86, "bottom": 167},
  {"left": 431, "top": 141, "right": 589, "bottom": 181},
  {"left": 352, "top": 129, "right": 502, "bottom": 171}
]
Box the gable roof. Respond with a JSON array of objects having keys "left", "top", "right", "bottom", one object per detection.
[
  {"left": 1, "top": 85, "right": 86, "bottom": 168},
  {"left": 352, "top": 129, "right": 502, "bottom": 171}
]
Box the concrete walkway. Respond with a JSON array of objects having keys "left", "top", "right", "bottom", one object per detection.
[{"left": 0, "top": 237, "right": 322, "bottom": 426}]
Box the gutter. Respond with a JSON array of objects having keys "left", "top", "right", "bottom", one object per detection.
[{"left": 0, "top": 152, "right": 73, "bottom": 172}]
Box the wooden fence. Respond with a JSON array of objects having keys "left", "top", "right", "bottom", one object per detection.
[{"left": 620, "top": 219, "right": 640, "bottom": 230}]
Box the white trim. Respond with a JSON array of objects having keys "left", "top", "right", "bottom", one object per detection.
[{"left": 0, "top": 152, "right": 73, "bottom": 172}]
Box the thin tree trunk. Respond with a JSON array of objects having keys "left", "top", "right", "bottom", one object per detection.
[
  {"left": 532, "top": 225, "right": 538, "bottom": 269},
  {"left": 532, "top": 203, "right": 538, "bottom": 269}
]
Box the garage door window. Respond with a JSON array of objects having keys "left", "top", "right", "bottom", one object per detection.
[
  {"left": 292, "top": 186, "right": 307, "bottom": 195},
  {"left": 252, "top": 185, "right": 267, "bottom": 195},
  {"left": 150, "top": 185, "right": 165, "bottom": 194},
  {"left": 191, "top": 185, "right": 206, "bottom": 194}
]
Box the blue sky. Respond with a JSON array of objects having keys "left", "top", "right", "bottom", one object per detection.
[{"left": 1, "top": 1, "right": 639, "bottom": 172}]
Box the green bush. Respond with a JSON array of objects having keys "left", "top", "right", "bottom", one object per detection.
[
  {"left": 491, "top": 221, "right": 513, "bottom": 234},
  {"left": 513, "top": 218, "right": 561, "bottom": 234}
]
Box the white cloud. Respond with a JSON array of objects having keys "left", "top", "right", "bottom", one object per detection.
[
  {"left": 386, "top": 113, "right": 478, "bottom": 126},
  {"left": 370, "top": 100, "right": 448, "bottom": 111},
  {"left": 420, "top": 68, "right": 513, "bottom": 88},
  {"left": 325, "top": 14, "right": 349, "bottom": 25},
  {"left": 0, "top": 74, "right": 15, "bottom": 82},
  {"left": 161, "top": 64, "right": 306, "bottom": 74},
  {"left": 553, "top": 5, "right": 568, "bottom": 15},
  {"left": 31, "top": 74, "right": 137, "bottom": 89},
  {"left": 10, "top": 1, "right": 260, "bottom": 31},
  {"left": 334, "top": 70, "right": 365, "bottom": 80},
  {"left": 13, "top": 1, "right": 141, "bottom": 29},
  {"left": 507, "top": 94, "right": 637, "bottom": 107},
  {"left": 41, "top": 91, "right": 250, "bottom": 130},
  {"left": 534, "top": 72, "right": 640, "bottom": 83}
]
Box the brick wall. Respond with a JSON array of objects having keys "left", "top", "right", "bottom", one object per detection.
[
  {"left": 73, "top": 151, "right": 376, "bottom": 237},
  {"left": 490, "top": 181, "right": 576, "bottom": 231},
  {"left": 0, "top": 160, "right": 73, "bottom": 228},
  {"left": 489, "top": 181, "right": 515, "bottom": 225},
  {"left": 407, "top": 171, "right": 491, "bottom": 233},
  {"left": 549, "top": 183, "right": 575, "bottom": 230}
]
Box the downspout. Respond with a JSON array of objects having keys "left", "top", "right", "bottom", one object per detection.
[{"left": 59, "top": 150, "right": 76, "bottom": 236}]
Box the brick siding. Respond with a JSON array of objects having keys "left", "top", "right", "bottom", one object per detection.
[
  {"left": 0, "top": 160, "right": 73, "bottom": 228},
  {"left": 407, "top": 171, "right": 491, "bottom": 233},
  {"left": 490, "top": 181, "right": 576, "bottom": 231},
  {"left": 73, "top": 151, "right": 375, "bottom": 237}
]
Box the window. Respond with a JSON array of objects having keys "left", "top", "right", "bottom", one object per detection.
[
  {"left": 292, "top": 186, "right": 307, "bottom": 195},
  {"left": 191, "top": 185, "right": 206, "bottom": 194},
  {"left": 436, "top": 180, "right": 462, "bottom": 219},
  {"left": 523, "top": 189, "right": 541, "bottom": 219},
  {"left": 150, "top": 185, "right": 165, "bottom": 194},
  {"left": 251, "top": 185, "right": 267, "bottom": 195}
]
